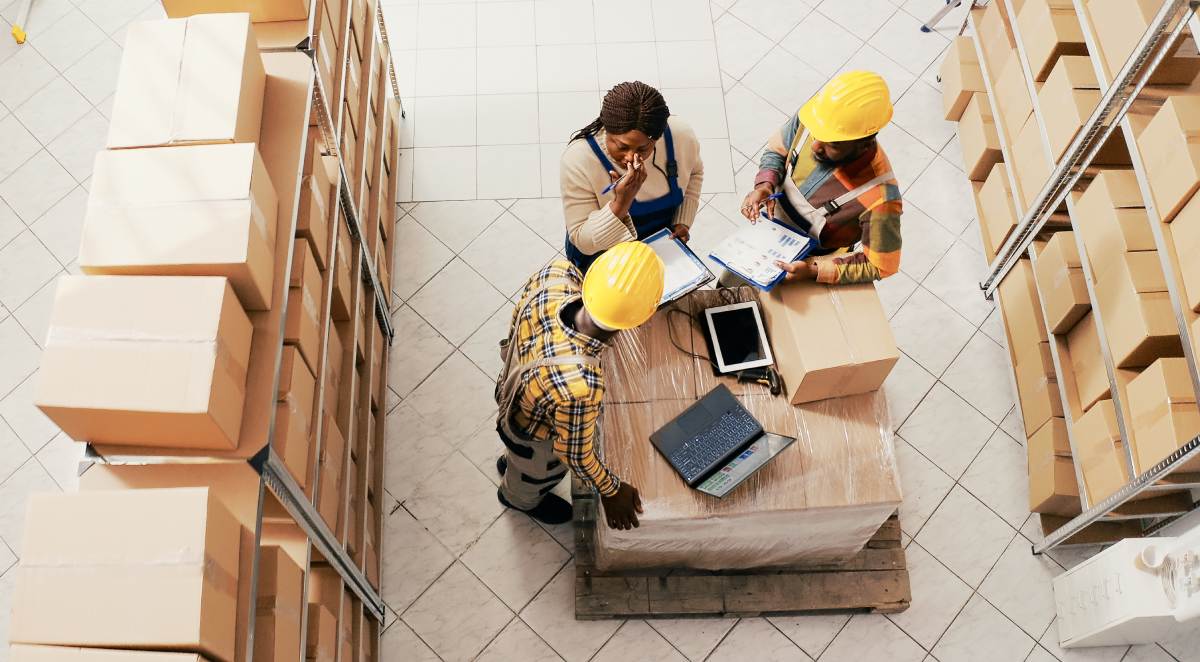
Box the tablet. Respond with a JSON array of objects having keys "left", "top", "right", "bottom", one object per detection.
[{"left": 703, "top": 301, "right": 774, "bottom": 373}]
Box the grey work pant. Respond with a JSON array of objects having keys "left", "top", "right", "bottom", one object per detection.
[{"left": 497, "top": 423, "right": 567, "bottom": 510}]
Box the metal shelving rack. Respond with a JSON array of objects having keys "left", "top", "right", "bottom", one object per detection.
[
  {"left": 76, "top": 2, "right": 405, "bottom": 658},
  {"left": 967, "top": 0, "right": 1200, "bottom": 552}
]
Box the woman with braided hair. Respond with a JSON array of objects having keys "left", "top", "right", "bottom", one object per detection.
[{"left": 560, "top": 81, "right": 704, "bottom": 273}]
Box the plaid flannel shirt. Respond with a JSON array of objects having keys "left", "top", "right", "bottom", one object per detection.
[{"left": 498, "top": 261, "right": 620, "bottom": 497}]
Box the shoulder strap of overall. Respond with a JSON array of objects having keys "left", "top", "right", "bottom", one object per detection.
[{"left": 822, "top": 171, "right": 895, "bottom": 215}]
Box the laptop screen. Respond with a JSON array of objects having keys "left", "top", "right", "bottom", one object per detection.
[{"left": 711, "top": 307, "right": 764, "bottom": 364}]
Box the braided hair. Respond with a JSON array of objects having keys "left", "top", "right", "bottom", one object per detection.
[{"left": 571, "top": 81, "right": 671, "bottom": 143}]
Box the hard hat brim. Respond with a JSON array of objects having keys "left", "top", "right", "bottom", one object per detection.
[{"left": 798, "top": 98, "right": 892, "bottom": 143}]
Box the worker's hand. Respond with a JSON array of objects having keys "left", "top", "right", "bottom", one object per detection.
[
  {"left": 609, "top": 153, "right": 648, "bottom": 218},
  {"left": 670, "top": 224, "right": 690, "bottom": 243},
  {"left": 741, "top": 184, "right": 776, "bottom": 222},
  {"left": 601, "top": 483, "right": 643, "bottom": 530},
  {"left": 775, "top": 259, "right": 817, "bottom": 282}
]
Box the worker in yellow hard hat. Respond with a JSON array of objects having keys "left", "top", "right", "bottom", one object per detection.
[
  {"left": 738, "top": 70, "right": 904, "bottom": 285},
  {"left": 493, "top": 242, "right": 664, "bottom": 529}
]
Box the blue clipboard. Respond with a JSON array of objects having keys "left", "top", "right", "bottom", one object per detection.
[
  {"left": 707, "top": 217, "right": 815, "bottom": 292},
  {"left": 642, "top": 227, "right": 716, "bottom": 304}
]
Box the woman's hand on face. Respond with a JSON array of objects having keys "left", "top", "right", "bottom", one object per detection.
[
  {"left": 670, "top": 224, "right": 690, "bottom": 243},
  {"left": 609, "top": 153, "right": 648, "bottom": 217}
]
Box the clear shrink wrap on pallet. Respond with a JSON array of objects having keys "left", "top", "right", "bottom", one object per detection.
[{"left": 592, "top": 288, "right": 902, "bottom": 571}]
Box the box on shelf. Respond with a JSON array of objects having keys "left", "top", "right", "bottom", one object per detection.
[
  {"left": 1038, "top": 55, "right": 1132, "bottom": 165},
  {"left": 286, "top": 240, "right": 323, "bottom": 375},
  {"left": 346, "top": 60, "right": 362, "bottom": 134},
  {"left": 161, "top": 0, "right": 309, "bottom": 22},
  {"left": 81, "top": 143, "right": 279, "bottom": 311},
  {"left": 306, "top": 604, "right": 337, "bottom": 662},
  {"left": 109, "top": 13, "right": 265, "bottom": 149},
  {"left": 1090, "top": 0, "right": 1200, "bottom": 85},
  {"left": 978, "top": 163, "right": 1019, "bottom": 258},
  {"left": 1067, "top": 312, "right": 1110, "bottom": 412},
  {"left": 758, "top": 279, "right": 898, "bottom": 404},
  {"left": 1012, "top": 114, "right": 1052, "bottom": 212},
  {"left": 1075, "top": 399, "right": 1129, "bottom": 503},
  {"left": 978, "top": 0, "right": 1016, "bottom": 72},
  {"left": 255, "top": 546, "right": 303, "bottom": 662},
  {"left": 332, "top": 218, "right": 353, "bottom": 321},
  {"left": 959, "top": 94, "right": 1003, "bottom": 181},
  {"left": 1139, "top": 95, "right": 1200, "bottom": 223},
  {"left": 11, "top": 488, "right": 240, "bottom": 662},
  {"left": 317, "top": 414, "right": 347, "bottom": 530},
  {"left": 298, "top": 155, "right": 337, "bottom": 273},
  {"left": 993, "top": 53, "right": 1034, "bottom": 144},
  {"left": 9, "top": 647, "right": 206, "bottom": 662},
  {"left": 941, "top": 36, "right": 985, "bottom": 120},
  {"left": 1095, "top": 257, "right": 1180, "bottom": 369},
  {"left": 324, "top": 327, "right": 344, "bottom": 421},
  {"left": 1121, "top": 251, "right": 1168, "bottom": 294},
  {"left": 997, "top": 257, "right": 1050, "bottom": 352},
  {"left": 1016, "top": 341, "right": 1064, "bottom": 437},
  {"left": 1171, "top": 193, "right": 1200, "bottom": 311},
  {"left": 1075, "top": 171, "right": 1156, "bottom": 259},
  {"left": 316, "top": 6, "right": 338, "bottom": 90},
  {"left": 1127, "top": 357, "right": 1200, "bottom": 473},
  {"left": 1034, "top": 232, "right": 1089, "bottom": 334},
  {"left": 36, "top": 276, "right": 253, "bottom": 450},
  {"left": 1017, "top": 0, "right": 1087, "bottom": 81},
  {"left": 1028, "top": 417, "right": 1082, "bottom": 515},
  {"left": 277, "top": 342, "right": 316, "bottom": 487}
]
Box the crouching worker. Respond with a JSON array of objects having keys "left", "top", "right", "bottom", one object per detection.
[{"left": 494, "top": 242, "right": 665, "bottom": 530}]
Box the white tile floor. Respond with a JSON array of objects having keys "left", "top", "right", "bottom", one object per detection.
[{"left": 0, "top": 0, "right": 1197, "bottom": 661}]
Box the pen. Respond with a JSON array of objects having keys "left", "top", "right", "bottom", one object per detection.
[{"left": 601, "top": 172, "right": 626, "bottom": 195}]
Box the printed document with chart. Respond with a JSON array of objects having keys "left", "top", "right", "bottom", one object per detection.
[
  {"left": 708, "top": 219, "right": 815, "bottom": 291},
  {"left": 643, "top": 228, "right": 715, "bottom": 305}
]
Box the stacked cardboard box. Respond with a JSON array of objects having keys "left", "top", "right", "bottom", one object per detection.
[
  {"left": 977, "top": 162, "right": 1018, "bottom": 259},
  {"left": 1028, "top": 418, "right": 1081, "bottom": 515},
  {"left": 959, "top": 93, "right": 1003, "bottom": 181},
  {"left": 254, "top": 547, "right": 304, "bottom": 662},
  {"left": 1088, "top": 0, "right": 1200, "bottom": 85},
  {"left": 1038, "top": 56, "right": 1129, "bottom": 164},
  {"left": 1016, "top": 0, "right": 1087, "bottom": 82},
  {"left": 940, "top": 36, "right": 985, "bottom": 120},
  {"left": 1033, "top": 232, "right": 1089, "bottom": 334},
  {"left": 1127, "top": 358, "right": 1200, "bottom": 473}
]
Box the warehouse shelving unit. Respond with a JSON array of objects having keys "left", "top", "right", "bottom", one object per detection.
[
  {"left": 72, "top": 0, "right": 404, "bottom": 659},
  {"left": 964, "top": 0, "right": 1200, "bottom": 553}
]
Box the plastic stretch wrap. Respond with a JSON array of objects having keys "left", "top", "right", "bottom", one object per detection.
[{"left": 594, "top": 288, "right": 902, "bottom": 571}]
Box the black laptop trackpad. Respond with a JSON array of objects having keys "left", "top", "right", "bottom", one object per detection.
[{"left": 677, "top": 407, "right": 712, "bottom": 435}]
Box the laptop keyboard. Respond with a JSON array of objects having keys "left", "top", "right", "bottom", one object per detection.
[{"left": 668, "top": 409, "right": 762, "bottom": 483}]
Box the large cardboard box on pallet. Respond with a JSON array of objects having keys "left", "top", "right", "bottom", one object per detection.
[
  {"left": 1034, "top": 232, "right": 1089, "bottom": 333},
  {"left": 1138, "top": 95, "right": 1200, "bottom": 223},
  {"left": 109, "top": 14, "right": 265, "bottom": 149},
  {"left": 941, "top": 36, "right": 985, "bottom": 120},
  {"left": 1067, "top": 312, "right": 1109, "bottom": 412},
  {"left": 81, "top": 143, "right": 279, "bottom": 311},
  {"left": 1128, "top": 358, "right": 1200, "bottom": 473},
  {"left": 959, "top": 94, "right": 1003, "bottom": 181},
  {"left": 254, "top": 546, "right": 304, "bottom": 662},
  {"left": 1075, "top": 399, "right": 1129, "bottom": 503},
  {"left": 36, "top": 275, "right": 253, "bottom": 450},
  {"left": 10, "top": 647, "right": 207, "bottom": 662},
  {"left": 1090, "top": 0, "right": 1200, "bottom": 85},
  {"left": 759, "top": 279, "right": 898, "bottom": 404},
  {"left": 1028, "top": 417, "right": 1082, "bottom": 515},
  {"left": 1170, "top": 192, "right": 1200, "bottom": 311},
  {"left": 11, "top": 488, "right": 241, "bottom": 662},
  {"left": 1017, "top": 0, "right": 1088, "bottom": 81}
]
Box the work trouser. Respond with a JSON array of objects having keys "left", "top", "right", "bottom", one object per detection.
[{"left": 497, "top": 423, "right": 567, "bottom": 510}]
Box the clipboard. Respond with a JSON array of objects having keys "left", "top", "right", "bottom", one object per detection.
[
  {"left": 643, "top": 227, "right": 715, "bottom": 305},
  {"left": 707, "top": 218, "right": 815, "bottom": 291}
]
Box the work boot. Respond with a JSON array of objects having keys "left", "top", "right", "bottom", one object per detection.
[{"left": 497, "top": 489, "right": 572, "bottom": 525}]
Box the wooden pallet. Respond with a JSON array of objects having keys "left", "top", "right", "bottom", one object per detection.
[{"left": 573, "top": 493, "right": 911, "bottom": 620}]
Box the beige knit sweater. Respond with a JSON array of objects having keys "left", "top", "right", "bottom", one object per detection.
[{"left": 559, "top": 116, "right": 704, "bottom": 255}]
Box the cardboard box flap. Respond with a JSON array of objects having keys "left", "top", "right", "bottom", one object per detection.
[
  {"left": 1125, "top": 251, "right": 1168, "bottom": 293},
  {"left": 1090, "top": 171, "right": 1145, "bottom": 210}
]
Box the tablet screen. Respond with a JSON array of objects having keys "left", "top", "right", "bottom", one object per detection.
[{"left": 711, "top": 307, "right": 764, "bottom": 364}]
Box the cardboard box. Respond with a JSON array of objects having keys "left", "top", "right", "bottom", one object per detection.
[
  {"left": 1067, "top": 312, "right": 1110, "bottom": 411},
  {"left": 978, "top": 163, "right": 1019, "bottom": 257},
  {"left": 161, "top": 0, "right": 309, "bottom": 22},
  {"left": 332, "top": 218, "right": 354, "bottom": 321},
  {"left": 1128, "top": 357, "right": 1200, "bottom": 473},
  {"left": 254, "top": 546, "right": 303, "bottom": 662},
  {"left": 1095, "top": 258, "right": 1180, "bottom": 369},
  {"left": 287, "top": 240, "right": 323, "bottom": 374},
  {"left": 1074, "top": 171, "right": 1156, "bottom": 262},
  {"left": 298, "top": 155, "right": 336, "bottom": 273},
  {"left": 978, "top": 0, "right": 1015, "bottom": 71},
  {"left": 324, "top": 327, "right": 344, "bottom": 421},
  {"left": 306, "top": 604, "right": 337, "bottom": 662},
  {"left": 36, "top": 276, "right": 253, "bottom": 450},
  {"left": 81, "top": 143, "right": 279, "bottom": 311},
  {"left": 1012, "top": 115, "right": 1052, "bottom": 212},
  {"left": 1016, "top": 341, "right": 1065, "bottom": 436},
  {"left": 1123, "top": 251, "right": 1168, "bottom": 293},
  {"left": 10, "top": 647, "right": 205, "bottom": 662},
  {"left": 1037, "top": 55, "right": 1127, "bottom": 165},
  {"left": 109, "top": 14, "right": 265, "bottom": 149},
  {"left": 993, "top": 54, "right": 1034, "bottom": 144},
  {"left": 997, "top": 258, "right": 1050, "bottom": 352},
  {"left": 1034, "top": 232, "right": 1089, "bottom": 333},
  {"left": 316, "top": 7, "right": 337, "bottom": 91},
  {"left": 317, "top": 414, "right": 347, "bottom": 530},
  {"left": 1075, "top": 399, "right": 1129, "bottom": 502},
  {"left": 277, "top": 346, "right": 312, "bottom": 404},
  {"left": 940, "top": 36, "right": 985, "bottom": 120},
  {"left": 277, "top": 343, "right": 316, "bottom": 485},
  {"left": 1139, "top": 95, "right": 1200, "bottom": 222},
  {"left": 1017, "top": 0, "right": 1087, "bottom": 81},
  {"left": 306, "top": 567, "right": 342, "bottom": 622},
  {"left": 1028, "top": 417, "right": 1082, "bottom": 515},
  {"left": 758, "top": 279, "right": 898, "bottom": 404},
  {"left": 1090, "top": 0, "right": 1200, "bottom": 85},
  {"left": 959, "top": 94, "right": 1003, "bottom": 181},
  {"left": 1171, "top": 192, "right": 1200, "bottom": 311},
  {"left": 11, "top": 488, "right": 240, "bottom": 662}
]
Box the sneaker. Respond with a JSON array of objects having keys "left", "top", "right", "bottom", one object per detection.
[
  {"left": 496, "top": 455, "right": 507, "bottom": 477},
  {"left": 497, "top": 489, "right": 572, "bottom": 525}
]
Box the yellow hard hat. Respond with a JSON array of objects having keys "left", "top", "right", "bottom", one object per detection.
[
  {"left": 799, "top": 71, "right": 893, "bottom": 143},
  {"left": 582, "top": 242, "right": 665, "bottom": 331}
]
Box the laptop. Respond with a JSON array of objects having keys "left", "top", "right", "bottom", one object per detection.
[{"left": 650, "top": 384, "right": 795, "bottom": 495}]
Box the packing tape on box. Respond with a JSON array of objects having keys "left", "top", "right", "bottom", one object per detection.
[
  {"left": 255, "top": 596, "right": 304, "bottom": 623},
  {"left": 45, "top": 327, "right": 250, "bottom": 387},
  {"left": 20, "top": 553, "right": 239, "bottom": 597},
  {"left": 827, "top": 287, "right": 860, "bottom": 365},
  {"left": 302, "top": 174, "right": 330, "bottom": 227},
  {"left": 1132, "top": 398, "right": 1199, "bottom": 430}
]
